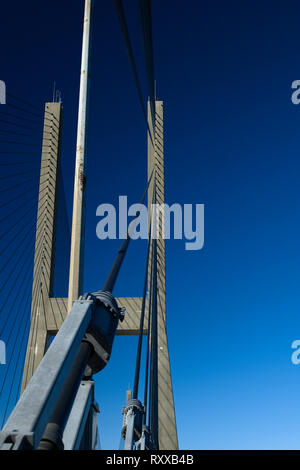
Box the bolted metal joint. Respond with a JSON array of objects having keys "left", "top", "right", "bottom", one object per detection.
[
  {"left": 136, "top": 425, "right": 154, "bottom": 450},
  {"left": 0, "top": 431, "right": 34, "bottom": 450},
  {"left": 121, "top": 399, "right": 144, "bottom": 442},
  {"left": 83, "top": 291, "right": 125, "bottom": 376},
  {"left": 94, "top": 291, "right": 125, "bottom": 322},
  {"left": 37, "top": 423, "right": 64, "bottom": 450}
]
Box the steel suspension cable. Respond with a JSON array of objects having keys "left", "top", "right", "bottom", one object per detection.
[
  {"left": 0, "top": 111, "right": 41, "bottom": 126},
  {"left": 0, "top": 291, "right": 32, "bottom": 428},
  {"left": 0, "top": 177, "right": 40, "bottom": 195},
  {"left": 0, "top": 182, "right": 44, "bottom": 211},
  {"left": 0, "top": 129, "right": 40, "bottom": 140},
  {"left": 0, "top": 216, "right": 48, "bottom": 400},
  {"left": 148, "top": 179, "right": 159, "bottom": 449},
  {"left": 0, "top": 140, "right": 41, "bottom": 147},
  {"left": 0, "top": 227, "right": 46, "bottom": 362},
  {"left": 21, "top": 243, "right": 48, "bottom": 386},
  {"left": 6, "top": 102, "right": 43, "bottom": 120},
  {"left": 113, "top": 0, "right": 154, "bottom": 146},
  {"left": 1, "top": 232, "right": 46, "bottom": 420},
  {"left": 0, "top": 195, "right": 46, "bottom": 246},
  {"left": 132, "top": 216, "right": 152, "bottom": 400},
  {"left": 6, "top": 93, "right": 43, "bottom": 113},
  {"left": 103, "top": 169, "right": 154, "bottom": 293},
  {"left": 0, "top": 193, "right": 48, "bottom": 260},
  {"left": 0, "top": 168, "right": 41, "bottom": 181},
  {"left": 143, "top": 233, "right": 154, "bottom": 426},
  {"left": 0, "top": 119, "right": 39, "bottom": 132},
  {"left": 0, "top": 160, "right": 44, "bottom": 167},
  {"left": 0, "top": 238, "right": 36, "bottom": 338},
  {"left": 0, "top": 204, "right": 49, "bottom": 336},
  {"left": 138, "top": 0, "right": 156, "bottom": 129},
  {"left": 0, "top": 259, "right": 36, "bottom": 395}
]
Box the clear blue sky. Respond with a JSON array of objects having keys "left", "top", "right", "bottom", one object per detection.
[{"left": 1, "top": 0, "right": 300, "bottom": 450}]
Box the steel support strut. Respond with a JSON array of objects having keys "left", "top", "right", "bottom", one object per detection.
[
  {"left": 37, "top": 342, "right": 93, "bottom": 450},
  {"left": 0, "top": 292, "right": 124, "bottom": 450},
  {"left": 62, "top": 380, "right": 99, "bottom": 450},
  {"left": 121, "top": 399, "right": 144, "bottom": 450}
]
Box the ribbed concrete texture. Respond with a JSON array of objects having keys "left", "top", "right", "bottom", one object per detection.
[
  {"left": 21, "top": 102, "right": 63, "bottom": 392},
  {"left": 147, "top": 100, "right": 178, "bottom": 450}
]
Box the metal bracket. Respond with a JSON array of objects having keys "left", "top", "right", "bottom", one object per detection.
[
  {"left": 121, "top": 399, "right": 144, "bottom": 450},
  {"left": 84, "top": 291, "right": 125, "bottom": 375},
  {"left": 0, "top": 299, "right": 93, "bottom": 450}
]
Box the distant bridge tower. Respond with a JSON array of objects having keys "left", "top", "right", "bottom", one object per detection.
[
  {"left": 112, "top": 100, "right": 178, "bottom": 449},
  {"left": 146, "top": 100, "right": 178, "bottom": 449},
  {"left": 21, "top": 98, "right": 178, "bottom": 450}
]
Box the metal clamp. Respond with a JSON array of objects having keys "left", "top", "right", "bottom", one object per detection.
[
  {"left": 83, "top": 291, "right": 125, "bottom": 375},
  {"left": 121, "top": 399, "right": 144, "bottom": 447}
]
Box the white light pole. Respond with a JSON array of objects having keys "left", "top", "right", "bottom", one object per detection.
[{"left": 68, "top": 0, "right": 93, "bottom": 311}]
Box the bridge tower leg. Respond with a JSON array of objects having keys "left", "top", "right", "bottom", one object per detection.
[
  {"left": 148, "top": 100, "right": 178, "bottom": 450},
  {"left": 117, "top": 100, "right": 179, "bottom": 450},
  {"left": 21, "top": 101, "right": 68, "bottom": 392}
]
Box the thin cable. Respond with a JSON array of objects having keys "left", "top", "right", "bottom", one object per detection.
[
  {"left": 138, "top": 0, "right": 156, "bottom": 129},
  {"left": 7, "top": 93, "right": 42, "bottom": 113},
  {"left": 22, "top": 243, "right": 46, "bottom": 387},
  {"left": 0, "top": 177, "right": 39, "bottom": 195},
  {"left": 0, "top": 184, "right": 43, "bottom": 211},
  {"left": 0, "top": 290, "right": 32, "bottom": 428},
  {"left": 0, "top": 129, "right": 41, "bottom": 139},
  {"left": 0, "top": 235, "right": 37, "bottom": 338},
  {"left": 0, "top": 168, "right": 40, "bottom": 181},
  {"left": 0, "top": 205, "right": 45, "bottom": 310},
  {"left": 145, "top": 234, "right": 154, "bottom": 427},
  {"left": 0, "top": 201, "right": 39, "bottom": 243},
  {"left": 113, "top": 0, "right": 154, "bottom": 146},
  {"left": 6, "top": 102, "right": 43, "bottom": 119},
  {"left": 143, "top": 265, "right": 152, "bottom": 427},
  {"left": 0, "top": 222, "right": 45, "bottom": 347},
  {"left": 149, "top": 180, "right": 159, "bottom": 449},
  {"left": 0, "top": 140, "right": 40, "bottom": 147},
  {"left": 143, "top": 184, "right": 157, "bottom": 426},
  {"left": 133, "top": 211, "right": 153, "bottom": 400},
  {"left": 19, "top": 229, "right": 45, "bottom": 382},
  {"left": 0, "top": 177, "right": 46, "bottom": 200},
  {"left": 0, "top": 187, "right": 47, "bottom": 223},
  {"left": 0, "top": 151, "right": 41, "bottom": 155},
  {"left": 41, "top": 262, "right": 58, "bottom": 330},
  {"left": 0, "top": 221, "right": 46, "bottom": 356},
  {"left": 0, "top": 118, "right": 38, "bottom": 132},
  {"left": 0, "top": 258, "right": 35, "bottom": 392},
  {"left": 0, "top": 111, "right": 41, "bottom": 126},
  {"left": 0, "top": 160, "right": 42, "bottom": 167},
  {"left": 103, "top": 169, "right": 154, "bottom": 293},
  {"left": 0, "top": 273, "right": 34, "bottom": 421}
]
